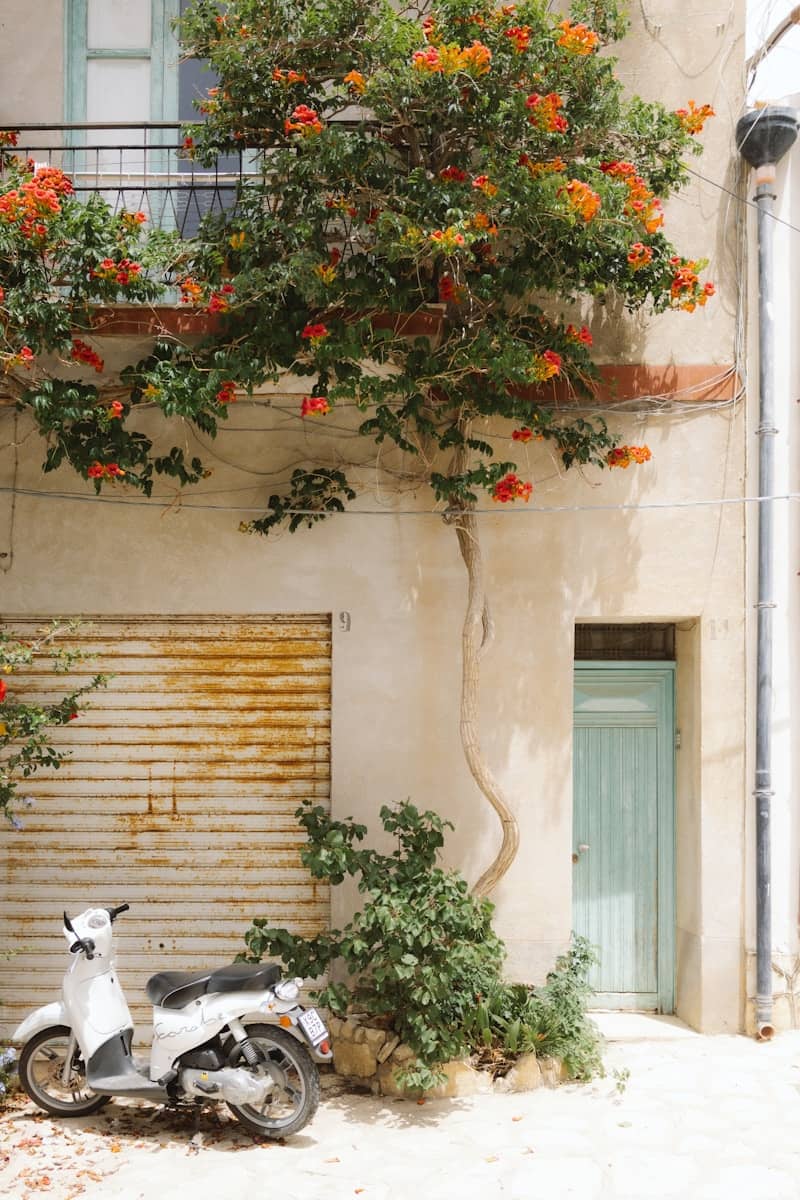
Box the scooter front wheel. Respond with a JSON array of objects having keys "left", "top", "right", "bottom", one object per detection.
[
  {"left": 224, "top": 1023, "right": 320, "bottom": 1139},
  {"left": 18, "top": 1025, "right": 111, "bottom": 1117}
]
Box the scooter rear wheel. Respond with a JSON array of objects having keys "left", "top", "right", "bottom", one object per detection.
[
  {"left": 224, "top": 1023, "right": 320, "bottom": 1139},
  {"left": 18, "top": 1025, "right": 111, "bottom": 1117}
]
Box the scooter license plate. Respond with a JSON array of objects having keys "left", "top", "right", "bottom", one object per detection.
[{"left": 298, "top": 1008, "right": 328, "bottom": 1045}]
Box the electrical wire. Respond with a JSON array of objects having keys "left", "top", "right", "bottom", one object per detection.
[
  {"left": 0, "top": 484, "right": 795, "bottom": 517},
  {"left": 686, "top": 164, "right": 800, "bottom": 236}
]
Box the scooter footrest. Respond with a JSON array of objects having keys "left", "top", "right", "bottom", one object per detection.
[{"left": 88, "top": 1070, "right": 167, "bottom": 1100}]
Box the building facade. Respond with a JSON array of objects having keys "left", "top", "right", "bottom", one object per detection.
[{"left": 0, "top": 1, "right": 758, "bottom": 1039}]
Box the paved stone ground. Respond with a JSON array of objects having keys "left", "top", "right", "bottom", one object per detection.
[{"left": 2, "top": 1021, "right": 800, "bottom": 1199}]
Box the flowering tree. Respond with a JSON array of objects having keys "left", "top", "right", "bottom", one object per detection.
[{"left": 0, "top": 0, "right": 715, "bottom": 891}]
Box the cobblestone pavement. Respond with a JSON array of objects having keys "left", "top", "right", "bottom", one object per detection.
[{"left": 2, "top": 1020, "right": 800, "bottom": 1199}]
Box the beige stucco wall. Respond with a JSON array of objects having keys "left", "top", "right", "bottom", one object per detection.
[
  {"left": 0, "top": 390, "right": 746, "bottom": 1029},
  {"left": 0, "top": 1, "right": 65, "bottom": 126},
  {"left": 0, "top": 2, "right": 750, "bottom": 1030}
]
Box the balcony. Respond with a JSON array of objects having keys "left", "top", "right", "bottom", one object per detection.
[{"left": 3, "top": 123, "right": 261, "bottom": 237}]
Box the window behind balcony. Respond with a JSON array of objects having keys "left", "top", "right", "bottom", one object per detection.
[
  {"left": 66, "top": 1, "right": 179, "bottom": 136},
  {"left": 63, "top": 0, "right": 240, "bottom": 235}
]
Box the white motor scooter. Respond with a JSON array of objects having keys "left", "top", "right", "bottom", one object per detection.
[{"left": 13, "top": 904, "right": 332, "bottom": 1138}]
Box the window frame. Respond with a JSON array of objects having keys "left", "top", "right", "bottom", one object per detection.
[{"left": 64, "top": 0, "right": 180, "bottom": 131}]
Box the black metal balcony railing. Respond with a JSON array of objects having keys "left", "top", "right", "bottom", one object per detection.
[{"left": 2, "top": 123, "right": 263, "bottom": 237}]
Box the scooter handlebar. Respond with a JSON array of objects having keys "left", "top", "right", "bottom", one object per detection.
[{"left": 106, "top": 903, "right": 130, "bottom": 922}]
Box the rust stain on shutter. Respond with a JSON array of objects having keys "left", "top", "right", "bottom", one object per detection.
[{"left": 0, "top": 615, "right": 331, "bottom": 1037}]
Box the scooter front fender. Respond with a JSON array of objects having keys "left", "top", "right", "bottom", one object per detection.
[{"left": 13, "top": 1000, "right": 69, "bottom": 1043}]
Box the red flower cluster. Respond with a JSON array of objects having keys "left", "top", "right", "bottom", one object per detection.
[
  {"left": 512, "top": 426, "right": 543, "bottom": 443},
  {"left": 607, "top": 445, "right": 652, "bottom": 469},
  {"left": 556, "top": 20, "right": 600, "bottom": 55},
  {"left": 676, "top": 100, "right": 715, "bottom": 135},
  {"left": 430, "top": 227, "right": 466, "bottom": 251},
  {"left": 440, "top": 165, "right": 467, "bottom": 182},
  {"left": 627, "top": 241, "right": 653, "bottom": 270},
  {"left": 472, "top": 174, "right": 498, "bottom": 197},
  {"left": 438, "top": 274, "right": 464, "bottom": 303},
  {"left": 0, "top": 678, "right": 6, "bottom": 701},
  {"left": 344, "top": 70, "right": 367, "bottom": 94},
  {"left": 178, "top": 276, "right": 203, "bottom": 304},
  {"left": 0, "top": 174, "right": 64, "bottom": 239},
  {"left": 2, "top": 345, "right": 34, "bottom": 372},
  {"left": 0, "top": 286, "right": 4, "bottom": 305},
  {"left": 562, "top": 179, "right": 600, "bottom": 222},
  {"left": 301, "top": 323, "right": 329, "bottom": 344},
  {"left": 273, "top": 68, "right": 308, "bottom": 85},
  {"left": 518, "top": 154, "right": 566, "bottom": 177},
  {"left": 285, "top": 105, "right": 323, "bottom": 137},
  {"left": 529, "top": 349, "right": 562, "bottom": 381},
  {"left": 0, "top": 131, "right": 19, "bottom": 147},
  {"left": 216, "top": 381, "right": 237, "bottom": 404},
  {"left": 600, "top": 161, "right": 663, "bottom": 233},
  {"left": 87, "top": 461, "right": 125, "bottom": 479},
  {"left": 412, "top": 41, "right": 492, "bottom": 76},
  {"left": 566, "top": 324, "right": 593, "bottom": 346},
  {"left": 315, "top": 247, "right": 341, "bottom": 285},
  {"left": 669, "top": 257, "right": 715, "bottom": 311},
  {"left": 120, "top": 209, "right": 147, "bottom": 229},
  {"left": 31, "top": 166, "right": 73, "bottom": 196},
  {"left": 207, "top": 283, "right": 235, "bottom": 313},
  {"left": 301, "top": 395, "right": 330, "bottom": 416},
  {"left": 493, "top": 472, "right": 533, "bottom": 503},
  {"left": 91, "top": 257, "right": 142, "bottom": 286},
  {"left": 108, "top": 400, "right": 123, "bottom": 419},
  {"left": 526, "top": 93, "right": 568, "bottom": 133},
  {"left": 325, "top": 195, "right": 358, "bottom": 217},
  {"left": 71, "top": 339, "right": 104, "bottom": 373},
  {"left": 505, "top": 25, "right": 531, "bottom": 52}
]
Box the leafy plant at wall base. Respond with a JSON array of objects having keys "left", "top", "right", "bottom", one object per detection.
[
  {"left": 463, "top": 936, "right": 603, "bottom": 1080},
  {"left": 243, "top": 801, "right": 602, "bottom": 1089},
  {"left": 243, "top": 800, "right": 505, "bottom": 1090},
  {"left": 0, "top": 621, "right": 109, "bottom": 825}
]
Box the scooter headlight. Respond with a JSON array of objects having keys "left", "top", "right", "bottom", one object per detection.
[{"left": 274, "top": 979, "right": 300, "bottom": 1002}]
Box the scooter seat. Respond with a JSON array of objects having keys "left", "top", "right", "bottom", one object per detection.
[
  {"left": 146, "top": 969, "right": 212, "bottom": 1009},
  {"left": 146, "top": 962, "right": 282, "bottom": 1010},
  {"left": 208, "top": 961, "right": 282, "bottom": 994}
]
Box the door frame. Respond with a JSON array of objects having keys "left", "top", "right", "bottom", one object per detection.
[{"left": 573, "top": 661, "right": 676, "bottom": 1013}]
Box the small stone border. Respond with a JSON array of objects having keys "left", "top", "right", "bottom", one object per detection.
[{"left": 328, "top": 1015, "right": 569, "bottom": 1097}]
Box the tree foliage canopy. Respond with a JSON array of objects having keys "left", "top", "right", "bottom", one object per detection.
[{"left": 0, "top": 0, "right": 714, "bottom": 522}]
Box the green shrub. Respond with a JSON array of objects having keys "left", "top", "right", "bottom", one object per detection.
[
  {"left": 243, "top": 800, "right": 505, "bottom": 1090},
  {"left": 463, "top": 938, "right": 602, "bottom": 1080},
  {"left": 244, "top": 801, "right": 603, "bottom": 1089}
]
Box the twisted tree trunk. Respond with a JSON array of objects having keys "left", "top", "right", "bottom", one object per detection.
[{"left": 449, "top": 424, "right": 520, "bottom": 896}]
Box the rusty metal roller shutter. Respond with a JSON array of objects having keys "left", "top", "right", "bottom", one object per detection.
[{"left": 0, "top": 615, "right": 331, "bottom": 1039}]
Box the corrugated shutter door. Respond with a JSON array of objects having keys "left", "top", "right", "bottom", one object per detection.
[{"left": 0, "top": 616, "right": 331, "bottom": 1039}]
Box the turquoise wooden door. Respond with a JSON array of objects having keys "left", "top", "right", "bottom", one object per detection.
[{"left": 573, "top": 664, "right": 675, "bottom": 1012}]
